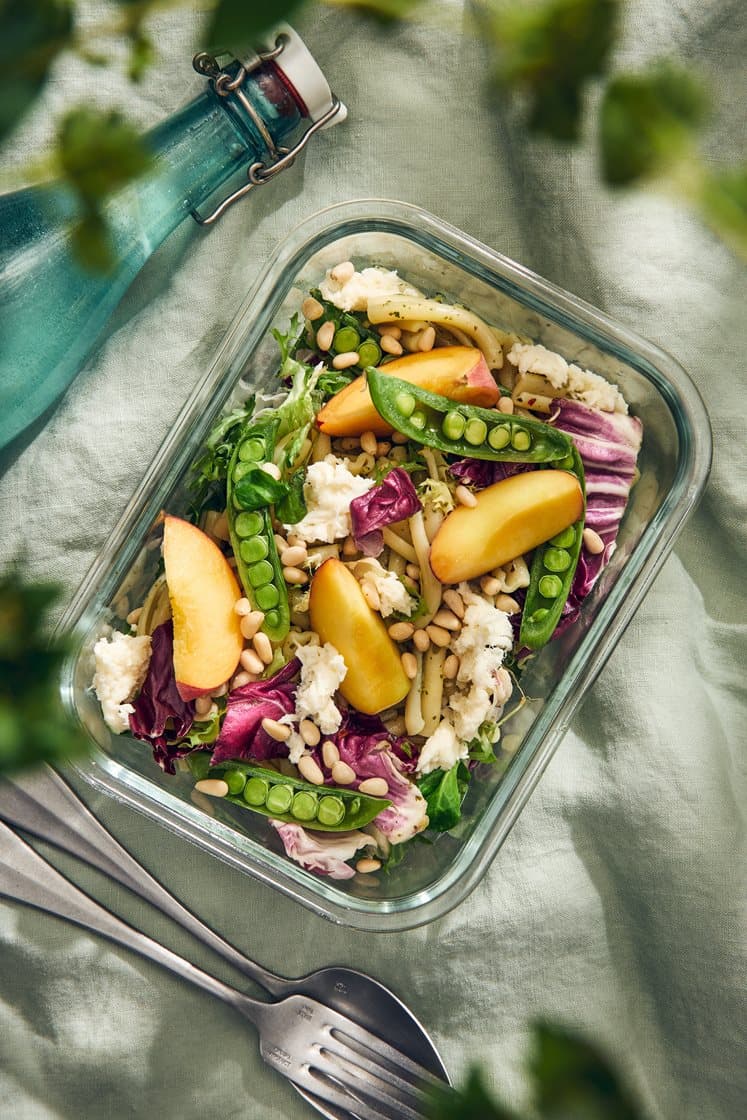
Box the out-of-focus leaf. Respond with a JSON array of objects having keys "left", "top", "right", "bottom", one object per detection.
[
  {"left": 327, "top": 0, "right": 422, "bottom": 21},
  {"left": 0, "top": 567, "right": 85, "bottom": 774},
  {"left": 699, "top": 164, "right": 747, "bottom": 260},
  {"left": 424, "top": 1065, "right": 517, "bottom": 1120},
  {"left": 206, "top": 0, "right": 304, "bottom": 52},
  {"left": 599, "top": 62, "right": 707, "bottom": 185},
  {"left": 530, "top": 1020, "right": 644, "bottom": 1120},
  {"left": 0, "top": 0, "right": 74, "bottom": 141},
  {"left": 483, "top": 0, "right": 619, "bottom": 141},
  {"left": 56, "top": 108, "right": 153, "bottom": 271}
]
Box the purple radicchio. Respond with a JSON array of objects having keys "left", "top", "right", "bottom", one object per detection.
[
  {"left": 270, "top": 822, "right": 375, "bottom": 880},
  {"left": 129, "top": 622, "right": 194, "bottom": 774},
  {"left": 322, "top": 712, "right": 428, "bottom": 844},
  {"left": 350, "top": 467, "right": 421, "bottom": 556},
  {"left": 553, "top": 398, "right": 643, "bottom": 624},
  {"left": 448, "top": 457, "right": 531, "bottom": 490},
  {"left": 211, "top": 658, "right": 300, "bottom": 765}
]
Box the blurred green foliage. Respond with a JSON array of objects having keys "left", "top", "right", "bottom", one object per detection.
[{"left": 0, "top": 569, "right": 85, "bottom": 775}]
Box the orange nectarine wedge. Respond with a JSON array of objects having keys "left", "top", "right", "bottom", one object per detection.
[
  {"left": 309, "top": 558, "right": 410, "bottom": 714},
  {"left": 162, "top": 515, "right": 244, "bottom": 701},
  {"left": 430, "top": 470, "right": 583, "bottom": 584},
  {"left": 316, "top": 346, "right": 499, "bottom": 437}
]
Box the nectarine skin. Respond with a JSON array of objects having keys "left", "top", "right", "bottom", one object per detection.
[
  {"left": 162, "top": 516, "right": 244, "bottom": 701},
  {"left": 309, "top": 559, "right": 410, "bottom": 714},
  {"left": 316, "top": 347, "right": 499, "bottom": 437},
  {"left": 430, "top": 470, "right": 584, "bottom": 584}
]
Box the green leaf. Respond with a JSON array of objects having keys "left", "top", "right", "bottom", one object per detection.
[
  {"left": 187, "top": 399, "right": 257, "bottom": 518},
  {"left": 600, "top": 62, "right": 708, "bottom": 185},
  {"left": 699, "top": 164, "right": 747, "bottom": 261},
  {"left": 0, "top": 0, "right": 74, "bottom": 141},
  {"left": 530, "top": 1021, "right": 644, "bottom": 1120},
  {"left": 468, "top": 720, "right": 499, "bottom": 763},
  {"left": 417, "top": 760, "right": 470, "bottom": 832},
  {"left": 484, "top": 0, "right": 619, "bottom": 141},
  {"left": 424, "top": 1065, "right": 517, "bottom": 1120},
  {"left": 328, "top": 0, "right": 422, "bottom": 21},
  {"left": 275, "top": 469, "right": 307, "bottom": 524},
  {"left": 206, "top": 0, "right": 304, "bottom": 52},
  {"left": 233, "top": 465, "right": 289, "bottom": 511}
]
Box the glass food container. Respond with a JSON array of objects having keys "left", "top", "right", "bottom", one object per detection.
[{"left": 58, "top": 199, "right": 712, "bottom": 932}]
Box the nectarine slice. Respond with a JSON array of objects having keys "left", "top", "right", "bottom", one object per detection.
[
  {"left": 316, "top": 347, "right": 499, "bottom": 437},
  {"left": 309, "top": 558, "right": 410, "bottom": 714},
  {"left": 429, "top": 470, "right": 584, "bottom": 584},
  {"left": 162, "top": 516, "right": 244, "bottom": 701}
]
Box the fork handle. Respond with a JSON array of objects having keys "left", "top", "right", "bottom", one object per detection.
[
  {"left": 0, "top": 766, "right": 288, "bottom": 997},
  {"left": 0, "top": 819, "right": 268, "bottom": 1028}
]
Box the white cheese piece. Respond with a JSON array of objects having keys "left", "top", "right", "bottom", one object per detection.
[
  {"left": 290, "top": 456, "right": 374, "bottom": 544},
  {"left": 358, "top": 559, "right": 414, "bottom": 618},
  {"left": 448, "top": 584, "right": 514, "bottom": 743},
  {"left": 416, "top": 718, "right": 466, "bottom": 776},
  {"left": 318, "top": 266, "right": 421, "bottom": 313},
  {"left": 507, "top": 341, "right": 628, "bottom": 414},
  {"left": 92, "top": 631, "right": 152, "bottom": 734},
  {"left": 294, "top": 641, "right": 347, "bottom": 735}
]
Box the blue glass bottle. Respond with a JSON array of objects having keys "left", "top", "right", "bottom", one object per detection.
[{"left": 0, "top": 29, "right": 343, "bottom": 451}]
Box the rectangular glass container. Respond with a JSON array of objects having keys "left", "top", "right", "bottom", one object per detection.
[{"left": 58, "top": 199, "right": 711, "bottom": 931}]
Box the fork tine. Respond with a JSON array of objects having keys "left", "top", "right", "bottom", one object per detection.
[
  {"left": 315, "top": 1045, "right": 426, "bottom": 1119},
  {"left": 327, "top": 1016, "right": 446, "bottom": 1094},
  {"left": 301, "top": 1066, "right": 410, "bottom": 1120}
]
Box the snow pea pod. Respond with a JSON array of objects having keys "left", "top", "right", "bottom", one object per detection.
[
  {"left": 366, "top": 369, "right": 572, "bottom": 463},
  {"left": 519, "top": 446, "right": 586, "bottom": 650},
  {"left": 226, "top": 415, "right": 290, "bottom": 643},
  {"left": 205, "top": 759, "right": 391, "bottom": 832}
]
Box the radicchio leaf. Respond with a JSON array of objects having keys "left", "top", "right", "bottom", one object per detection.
[
  {"left": 211, "top": 659, "right": 300, "bottom": 765},
  {"left": 350, "top": 467, "right": 421, "bottom": 556},
  {"left": 448, "top": 458, "right": 531, "bottom": 489},
  {"left": 129, "top": 622, "right": 193, "bottom": 774},
  {"left": 270, "top": 822, "right": 375, "bottom": 880}
]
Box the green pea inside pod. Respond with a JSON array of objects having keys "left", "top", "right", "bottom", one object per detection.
[
  {"left": 317, "top": 795, "right": 346, "bottom": 827},
  {"left": 291, "top": 791, "right": 319, "bottom": 822},
  {"left": 544, "top": 547, "right": 571, "bottom": 573},
  {"left": 225, "top": 770, "right": 247, "bottom": 796},
  {"left": 266, "top": 783, "right": 294, "bottom": 815},
  {"left": 243, "top": 777, "right": 270, "bottom": 806},
  {"left": 538, "top": 574, "right": 563, "bottom": 599}
]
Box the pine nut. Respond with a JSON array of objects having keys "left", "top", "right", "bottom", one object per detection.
[
  {"left": 442, "top": 589, "right": 465, "bottom": 618},
  {"left": 240, "top": 648, "right": 264, "bottom": 675},
  {"left": 286, "top": 532, "right": 304, "bottom": 548},
  {"left": 194, "top": 695, "right": 212, "bottom": 716},
  {"left": 401, "top": 330, "right": 421, "bottom": 352},
  {"left": 322, "top": 740, "right": 340, "bottom": 768},
  {"left": 342, "top": 536, "right": 358, "bottom": 557},
  {"left": 412, "top": 629, "right": 430, "bottom": 652},
  {"left": 418, "top": 325, "right": 436, "bottom": 351},
  {"left": 380, "top": 334, "right": 403, "bottom": 356},
  {"left": 234, "top": 597, "right": 253, "bottom": 616},
  {"left": 211, "top": 682, "right": 228, "bottom": 698},
  {"left": 433, "top": 608, "right": 461, "bottom": 631},
  {"left": 332, "top": 351, "right": 360, "bottom": 370},
  {"left": 495, "top": 593, "right": 520, "bottom": 614},
  {"left": 401, "top": 651, "right": 418, "bottom": 679},
  {"left": 262, "top": 717, "right": 291, "bottom": 742},
  {"left": 231, "top": 670, "right": 254, "bottom": 689},
  {"left": 126, "top": 607, "right": 142, "bottom": 626},
  {"left": 299, "top": 719, "right": 321, "bottom": 746},
  {"left": 388, "top": 621, "right": 415, "bottom": 641},
  {"left": 392, "top": 430, "right": 409, "bottom": 444},
  {"left": 360, "top": 430, "right": 378, "bottom": 455},
  {"left": 330, "top": 260, "right": 355, "bottom": 284},
  {"left": 261, "top": 461, "right": 281, "bottom": 481},
  {"left": 358, "top": 777, "right": 389, "bottom": 797},
  {"left": 302, "top": 296, "right": 324, "bottom": 321},
  {"left": 426, "top": 624, "right": 451, "bottom": 647},
  {"left": 480, "top": 575, "right": 501, "bottom": 596},
  {"left": 455, "top": 485, "right": 478, "bottom": 508},
  {"left": 361, "top": 582, "right": 381, "bottom": 611},
  {"left": 298, "top": 755, "right": 324, "bottom": 785},
  {"left": 377, "top": 324, "right": 402, "bottom": 339},
  {"left": 213, "top": 512, "right": 231, "bottom": 541},
  {"left": 331, "top": 760, "right": 356, "bottom": 785},
  {"left": 405, "top": 563, "right": 420, "bottom": 580},
  {"left": 498, "top": 396, "right": 515, "bottom": 414},
  {"left": 316, "top": 320, "right": 335, "bottom": 351},
  {"left": 253, "top": 631, "right": 274, "bottom": 665},
  {"left": 583, "top": 527, "right": 605, "bottom": 555},
  {"left": 240, "top": 610, "right": 264, "bottom": 639},
  {"left": 443, "top": 653, "right": 460, "bottom": 679},
  {"left": 281, "top": 545, "right": 307, "bottom": 567},
  {"left": 274, "top": 533, "right": 288, "bottom": 553},
  {"left": 283, "top": 566, "right": 309, "bottom": 585},
  {"left": 356, "top": 857, "right": 381, "bottom": 873},
  {"left": 194, "top": 779, "right": 229, "bottom": 798}
]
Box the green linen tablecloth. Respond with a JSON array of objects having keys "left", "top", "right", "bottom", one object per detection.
[{"left": 1, "top": 2, "right": 745, "bottom": 1117}]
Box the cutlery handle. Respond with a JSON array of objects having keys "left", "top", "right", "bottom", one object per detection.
[
  {"left": 0, "top": 820, "right": 266, "bottom": 1027},
  {"left": 0, "top": 767, "right": 288, "bottom": 997}
]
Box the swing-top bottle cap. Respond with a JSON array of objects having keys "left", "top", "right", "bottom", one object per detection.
[{"left": 262, "top": 24, "right": 347, "bottom": 128}]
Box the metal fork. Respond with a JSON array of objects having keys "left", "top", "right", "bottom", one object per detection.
[{"left": 0, "top": 819, "right": 441, "bottom": 1120}]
